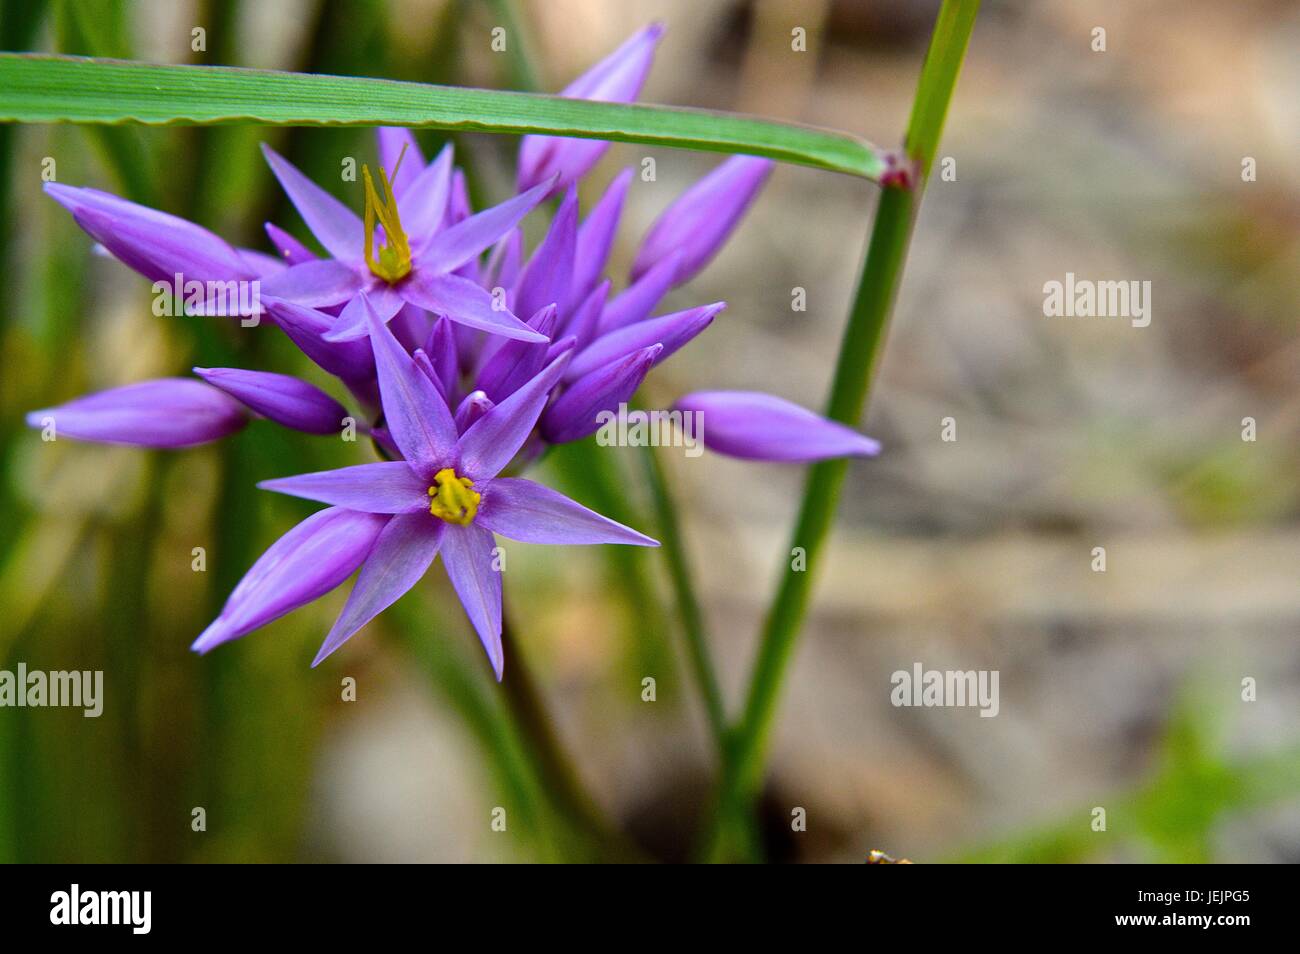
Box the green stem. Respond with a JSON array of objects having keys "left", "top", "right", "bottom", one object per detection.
[
  {"left": 704, "top": 0, "right": 980, "bottom": 861},
  {"left": 638, "top": 444, "right": 728, "bottom": 751},
  {"left": 499, "top": 608, "right": 644, "bottom": 861},
  {"left": 484, "top": 0, "right": 542, "bottom": 93},
  {"left": 390, "top": 600, "right": 572, "bottom": 862}
]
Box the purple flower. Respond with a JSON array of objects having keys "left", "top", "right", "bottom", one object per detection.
[
  {"left": 31, "top": 22, "right": 878, "bottom": 498},
  {"left": 44, "top": 184, "right": 256, "bottom": 286},
  {"left": 26, "top": 379, "right": 249, "bottom": 448},
  {"left": 260, "top": 142, "right": 552, "bottom": 344},
  {"left": 517, "top": 23, "right": 665, "bottom": 193},
  {"left": 672, "top": 391, "right": 881, "bottom": 462},
  {"left": 195, "top": 298, "right": 656, "bottom": 677},
  {"left": 630, "top": 155, "right": 774, "bottom": 287},
  {"left": 33, "top": 25, "right": 848, "bottom": 465},
  {"left": 21, "top": 20, "right": 887, "bottom": 688},
  {"left": 192, "top": 367, "right": 349, "bottom": 436},
  {"left": 542, "top": 344, "right": 662, "bottom": 444}
]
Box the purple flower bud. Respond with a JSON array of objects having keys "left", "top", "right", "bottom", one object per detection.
[
  {"left": 541, "top": 344, "right": 662, "bottom": 444},
  {"left": 484, "top": 227, "right": 523, "bottom": 293},
  {"left": 598, "top": 250, "right": 680, "bottom": 335},
  {"left": 448, "top": 169, "right": 471, "bottom": 228},
  {"left": 411, "top": 348, "right": 447, "bottom": 400},
  {"left": 454, "top": 390, "right": 494, "bottom": 431},
  {"left": 567, "top": 302, "right": 724, "bottom": 381},
  {"left": 570, "top": 169, "right": 632, "bottom": 309},
  {"left": 565, "top": 280, "right": 611, "bottom": 350},
  {"left": 263, "top": 298, "right": 376, "bottom": 385},
  {"left": 515, "top": 186, "right": 577, "bottom": 321},
  {"left": 475, "top": 304, "right": 559, "bottom": 402},
  {"left": 630, "top": 156, "right": 773, "bottom": 287},
  {"left": 425, "top": 317, "right": 460, "bottom": 399},
  {"left": 26, "top": 378, "right": 249, "bottom": 448},
  {"left": 517, "top": 24, "right": 666, "bottom": 193},
  {"left": 193, "top": 367, "right": 349, "bottom": 436},
  {"left": 672, "top": 391, "right": 881, "bottom": 462},
  {"left": 46, "top": 184, "right": 254, "bottom": 285}
]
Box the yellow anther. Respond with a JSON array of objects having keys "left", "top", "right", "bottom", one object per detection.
[
  {"left": 428, "top": 467, "right": 480, "bottom": 525},
  {"left": 362, "top": 144, "right": 412, "bottom": 284}
]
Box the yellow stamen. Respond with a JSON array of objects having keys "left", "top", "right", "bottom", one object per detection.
[
  {"left": 362, "top": 144, "right": 412, "bottom": 284},
  {"left": 428, "top": 467, "right": 480, "bottom": 526}
]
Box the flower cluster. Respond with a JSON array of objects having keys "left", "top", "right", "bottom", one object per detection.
[{"left": 27, "top": 24, "right": 879, "bottom": 676}]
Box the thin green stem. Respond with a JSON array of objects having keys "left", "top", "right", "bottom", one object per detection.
[
  {"left": 390, "top": 601, "right": 574, "bottom": 862},
  {"left": 703, "top": 0, "right": 980, "bottom": 861},
  {"left": 499, "top": 609, "right": 645, "bottom": 861},
  {"left": 639, "top": 444, "right": 728, "bottom": 751},
  {"left": 498, "top": 611, "right": 599, "bottom": 829},
  {"left": 484, "top": 0, "right": 543, "bottom": 93}
]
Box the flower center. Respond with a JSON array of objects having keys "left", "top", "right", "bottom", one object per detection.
[
  {"left": 428, "top": 467, "right": 480, "bottom": 525},
  {"left": 362, "top": 146, "right": 412, "bottom": 284}
]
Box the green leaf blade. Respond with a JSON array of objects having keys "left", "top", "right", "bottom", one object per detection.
[{"left": 0, "top": 53, "right": 886, "bottom": 180}]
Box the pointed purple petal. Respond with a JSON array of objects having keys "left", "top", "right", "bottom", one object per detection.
[
  {"left": 263, "top": 298, "right": 376, "bottom": 382},
  {"left": 193, "top": 507, "right": 386, "bottom": 653},
  {"left": 457, "top": 352, "right": 570, "bottom": 480},
  {"left": 630, "top": 155, "right": 773, "bottom": 286},
  {"left": 544, "top": 335, "right": 579, "bottom": 366},
  {"left": 416, "top": 177, "right": 553, "bottom": 274},
  {"left": 571, "top": 168, "right": 632, "bottom": 307},
  {"left": 264, "top": 222, "right": 316, "bottom": 265},
  {"left": 447, "top": 168, "right": 471, "bottom": 227},
  {"left": 441, "top": 524, "right": 504, "bottom": 679},
  {"left": 313, "top": 513, "right": 442, "bottom": 665},
  {"left": 563, "top": 22, "right": 666, "bottom": 99},
  {"left": 478, "top": 478, "right": 657, "bottom": 546},
  {"left": 258, "top": 461, "right": 429, "bottom": 513},
  {"left": 261, "top": 143, "right": 363, "bottom": 261},
  {"left": 598, "top": 250, "right": 680, "bottom": 334},
  {"left": 517, "top": 24, "right": 665, "bottom": 192},
  {"left": 425, "top": 316, "right": 460, "bottom": 396},
  {"left": 673, "top": 391, "right": 882, "bottom": 462},
  {"left": 483, "top": 227, "right": 523, "bottom": 292},
  {"left": 376, "top": 127, "right": 426, "bottom": 197},
  {"left": 401, "top": 142, "right": 454, "bottom": 241},
  {"left": 473, "top": 304, "right": 559, "bottom": 402},
  {"left": 400, "top": 271, "right": 547, "bottom": 343},
  {"left": 238, "top": 248, "right": 286, "bottom": 280},
  {"left": 514, "top": 186, "right": 577, "bottom": 321},
  {"left": 323, "top": 285, "right": 406, "bottom": 342},
  {"left": 540, "top": 344, "right": 660, "bottom": 444},
  {"left": 565, "top": 279, "right": 611, "bottom": 350},
  {"left": 365, "top": 293, "right": 458, "bottom": 475},
  {"left": 27, "top": 378, "right": 247, "bottom": 448},
  {"left": 46, "top": 185, "right": 252, "bottom": 284},
  {"left": 193, "top": 367, "right": 347, "bottom": 435},
  {"left": 567, "top": 302, "right": 723, "bottom": 381},
  {"left": 260, "top": 259, "right": 363, "bottom": 307}
]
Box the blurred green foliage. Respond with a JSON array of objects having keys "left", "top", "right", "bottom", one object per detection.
[{"left": 952, "top": 689, "right": 1300, "bottom": 863}]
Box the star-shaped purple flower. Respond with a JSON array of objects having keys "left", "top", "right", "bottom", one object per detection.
[
  {"left": 192, "top": 297, "right": 656, "bottom": 677},
  {"left": 257, "top": 139, "right": 553, "bottom": 345}
]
